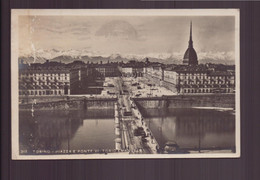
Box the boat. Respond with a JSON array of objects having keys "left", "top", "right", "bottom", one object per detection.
[{"left": 163, "top": 141, "right": 179, "bottom": 153}]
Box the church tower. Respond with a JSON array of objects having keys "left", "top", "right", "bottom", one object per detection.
[{"left": 183, "top": 22, "right": 198, "bottom": 65}]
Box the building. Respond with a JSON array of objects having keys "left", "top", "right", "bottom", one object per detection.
[
  {"left": 120, "top": 61, "right": 144, "bottom": 77},
  {"left": 18, "top": 60, "right": 121, "bottom": 96},
  {"left": 183, "top": 22, "right": 198, "bottom": 65},
  {"left": 162, "top": 66, "right": 179, "bottom": 93},
  {"left": 68, "top": 61, "right": 95, "bottom": 94},
  {"left": 94, "top": 63, "right": 120, "bottom": 77},
  {"left": 132, "top": 66, "right": 144, "bottom": 77},
  {"left": 162, "top": 65, "right": 235, "bottom": 94},
  {"left": 19, "top": 60, "right": 71, "bottom": 96},
  {"left": 120, "top": 65, "right": 133, "bottom": 77},
  {"left": 143, "top": 63, "right": 164, "bottom": 86}
]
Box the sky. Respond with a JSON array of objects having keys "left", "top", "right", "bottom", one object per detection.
[{"left": 18, "top": 15, "right": 236, "bottom": 60}]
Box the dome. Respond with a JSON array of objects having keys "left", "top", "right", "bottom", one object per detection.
[{"left": 183, "top": 47, "right": 198, "bottom": 65}]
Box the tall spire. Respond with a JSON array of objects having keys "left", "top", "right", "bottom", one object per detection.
[
  {"left": 189, "top": 21, "right": 193, "bottom": 48},
  {"left": 183, "top": 21, "right": 198, "bottom": 65}
]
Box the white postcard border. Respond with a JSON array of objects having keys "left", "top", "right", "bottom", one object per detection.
[{"left": 11, "top": 9, "right": 240, "bottom": 160}]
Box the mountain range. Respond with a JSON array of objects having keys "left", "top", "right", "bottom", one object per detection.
[{"left": 18, "top": 48, "right": 235, "bottom": 65}]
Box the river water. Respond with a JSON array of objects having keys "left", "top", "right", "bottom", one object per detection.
[
  {"left": 19, "top": 109, "right": 116, "bottom": 155},
  {"left": 19, "top": 107, "right": 235, "bottom": 155},
  {"left": 142, "top": 108, "right": 236, "bottom": 151}
]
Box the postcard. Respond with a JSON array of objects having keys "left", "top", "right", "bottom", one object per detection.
[{"left": 11, "top": 9, "right": 240, "bottom": 159}]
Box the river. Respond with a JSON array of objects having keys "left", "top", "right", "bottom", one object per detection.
[
  {"left": 19, "top": 109, "right": 116, "bottom": 155},
  {"left": 142, "top": 108, "right": 235, "bottom": 151},
  {"left": 19, "top": 107, "right": 235, "bottom": 155}
]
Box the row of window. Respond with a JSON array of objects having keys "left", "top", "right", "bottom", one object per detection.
[
  {"left": 20, "top": 73, "right": 70, "bottom": 77},
  {"left": 20, "top": 77, "right": 70, "bottom": 81},
  {"left": 147, "top": 73, "right": 233, "bottom": 82},
  {"left": 146, "top": 71, "right": 233, "bottom": 79},
  {"left": 183, "top": 88, "right": 233, "bottom": 93},
  {"left": 21, "top": 82, "right": 69, "bottom": 86},
  {"left": 164, "top": 75, "right": 176, "bottom": 79},
  {"left": 180, "top": 76, "right": 232, "bottom": 80},
  {"left": 35, "top": 82, "right": 65, "bottom": 86},
  {"left": 181, "top": 73, "right": 207, "bottom": 76},
  {"left": 19, "top": 90, "right": 63, "bottom": 95},
  {"left": 182, "top": 80, "right": 233, "bottom": 85}
]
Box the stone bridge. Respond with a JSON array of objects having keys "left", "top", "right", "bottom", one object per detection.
[
  {"left": 19, "top": 97, "right": 117, "bottom": 111},
  {"left": 133, "top": 94, "right": 235, "bottom": 110}
]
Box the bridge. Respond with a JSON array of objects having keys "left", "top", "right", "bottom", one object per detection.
[
  {"left": 114, "top": 78, "right": 159, "bottom": 154},
  {"left": 19, "top": 96, "right": 117, "bottom": 111}
]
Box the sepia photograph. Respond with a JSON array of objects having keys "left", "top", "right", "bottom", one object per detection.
[{"left": 11, "top": 9, "right": 240, "bottom": 159}]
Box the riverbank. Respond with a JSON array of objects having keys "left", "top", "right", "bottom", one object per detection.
[
  {"left": 134, "top": 94, "right": 235, "bottom": 110},
  {"left": 19, "top": 96, "right": 117, "bottom": 110}
]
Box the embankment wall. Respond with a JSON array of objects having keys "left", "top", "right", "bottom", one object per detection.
[
  {"left": 133, "top": 94, "right": 235, "bottom": 110},
  {"left": 19, "top": 97, "right": 117, "bottom": 111}
]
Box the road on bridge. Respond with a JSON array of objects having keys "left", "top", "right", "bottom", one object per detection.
[{"left": 114, "top": 77, "right": 154, "bottom": 154}]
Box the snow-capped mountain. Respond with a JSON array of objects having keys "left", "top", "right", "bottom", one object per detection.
[{"left": 19, "top": 48, "right": 235, "bottom": 65}]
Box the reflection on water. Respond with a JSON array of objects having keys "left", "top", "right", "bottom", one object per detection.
[
  {"left": 19, "top": 109, "right": 115, "bottom": 155},
  {"left": 19, "top": 107, "right": 236, "bottom": 154},
  {"left": 143, "top": 108, "right": 235, "bottom": 150}
]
